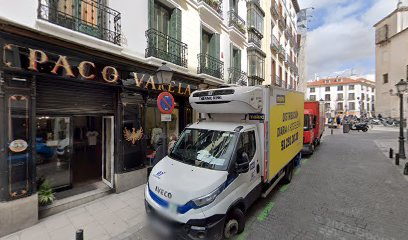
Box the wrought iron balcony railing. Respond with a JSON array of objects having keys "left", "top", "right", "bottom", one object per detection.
[
  {"left": 197, "top": 53, "right": 224, "bottom": 79},
  {"left": 285, "top": 29, "right": 291, "bottom": 40},
  {"left": 271, "top": 35, "right": 280, "bottom": 53},
  {"left": 228, "top": 68, "right": 247, "bottom": 86},
  {"left": 38, "top": 0, "right": 121, "bottom": 45},
  {"left": 271, "top": 2, "right": 279, "bottom": 20},
  {"left": 278, "top": 18, "right": 285, "bottom": 31},
  {"left": 228, "top": 10, "right": 246, "bottom": 34},
  {"left": 248, "top": 76, "right": 264, "bottom": 86},
  {"left": 275, "top": 75, "right": 282, "bottom": 87},
  {"left": 198, "top": 0, "right": 223, "bottom": 15},
  {"left": 248, "top": 31, "right": 262, "bottom": 48},
  {"left": 145, "top": 29, "right": 188, "bottom": 68},
  {"left": 278, "top": 46, "right": 285, "bottom": 61}
]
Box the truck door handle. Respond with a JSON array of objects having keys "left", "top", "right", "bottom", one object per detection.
[{"left": 256, "top": 164, "right": 260, "bottom": 173}]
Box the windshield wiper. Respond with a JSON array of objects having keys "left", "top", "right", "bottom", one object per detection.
[{"left": 169, "top": 152, "right": 184, "bottom": 161}]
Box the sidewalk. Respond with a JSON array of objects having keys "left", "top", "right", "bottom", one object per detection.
[{"left": 0, "top": 185, "right": 149, "bottom": 240}]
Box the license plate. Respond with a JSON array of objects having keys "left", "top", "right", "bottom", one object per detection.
[{"left": 169, "top": 203, "right": 178, "bottom": 214}]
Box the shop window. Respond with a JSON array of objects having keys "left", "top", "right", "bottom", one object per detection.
[
  {"left": 123, "top": 102, "right": 145, "bottom": 170},
  {"left": 8, "top": 95, "right": 30, "bottom": 198}
]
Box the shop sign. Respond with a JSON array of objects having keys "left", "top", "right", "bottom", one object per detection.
[
  {"left": 2, "top": 43, "right": 196, "bottom": 96},
  {"left": 9, "top": 139, "right": 28, "bottom": 153}
]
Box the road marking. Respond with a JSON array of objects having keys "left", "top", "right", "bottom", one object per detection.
[
  {"left": 257, "top": 202, "right": 275, "bottom": 222},
  {"left": 294, "top": 168, "right": 301, "bottom": 175},
  {"left": 279, "top": 184, "right": 289, "bottom": 193}
]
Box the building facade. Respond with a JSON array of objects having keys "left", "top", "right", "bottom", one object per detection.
[
  {"left": 262, "top": 0, "right": 300, "bottom": 89},
  {"left": 0, "top": 0, "right": 252, "bottom": 236},
  {"left": 374, "top": 0, "right": 408, "bottom": 118},
  {"left": 306, "top": 78, "right": 376, "bottom": 118}
]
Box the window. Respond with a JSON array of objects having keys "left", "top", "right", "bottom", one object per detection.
[
  {"left": 337, "top": 86, "right": 343, "bottom": 91},
  {"left": 361, "top": 93, "right": 365, "bottom": 100},
  {"left": 349, "top": 85, "right": 354, "bottom": 90},
  {"left": 324, "top": 103, "right": 330, "bottom": 110},
  {"left": 372, "top": 104, "right": 375, "bottom": 111},
  {"left": 372, "top": 96, "right": 375, "bottom": 102},
  {"left": 337, "top": 93, "right": 343, "bottom": 100},
  {"left": 231, "top": 46, "right": 241, "bottom": 70},
  {"left": 247, "top": 4, "right": 264, "bottom": 35},
  {"left": 154, "top": 2, "right": 171, "bottom": 34},
  {"left": 348, "top": 93, "right": 355, "bottom": 100},
  {"left": 372, "top": 87, "right": 375, "bottom": 92},
  {"left": 309, "top": 95, "right": 316, "bottom": 101},
  {"left": 310, "top": 87, "right": 315, "bottom": 93},
  {"left": 325, "top": 94, "right": 331, "bottom": 101},
  {"left": 248, "top": 50, "right": 265, "bottom": 80},
  {"left": 337, "top": 102, "right": 343, "bottom": 111},
  {"left": 367, "top": 103, "right": 370, "bottom": 111},
  {"left": 237, "top": 131, "right": 256, "bottom": 161},
  {"left": 349, "top": 102, "right": 355, "bottom": 110},
  {"left": 361, "top": 86, "right": 364, "bottom": 91},
  {"left": 325, "top": 86, "right": 330, "bottom": 92},
  {"left": 383, "top": 74, "right": 388, "bottom": 84}
]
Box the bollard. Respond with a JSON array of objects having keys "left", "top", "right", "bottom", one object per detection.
[
  {"left": 396, "top": 153, "right": 400, "bottom": 166},
  {"left": 331, "top": 128, "right": 333, "bottom": 135},
  {"left": 404, "top": 163, "right": 408, "bottom": 175},
  {"left": 76, "top": 229, "right": 83, "bottom": 240},
  {"left": 389, "top": 148, "right": 394, "bottom": 159}
]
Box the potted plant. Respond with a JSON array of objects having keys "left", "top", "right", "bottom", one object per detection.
[{"left": 38, "top": 180, "right": 55, "bottom": 206}]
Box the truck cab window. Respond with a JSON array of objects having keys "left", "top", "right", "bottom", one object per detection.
[{"left": 236, "top": 131, "right": 256, "bottom": 162}]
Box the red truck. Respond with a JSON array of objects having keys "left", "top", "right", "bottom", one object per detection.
[{"left": 302, "top": 101, "right": 325, "bottom": 155}]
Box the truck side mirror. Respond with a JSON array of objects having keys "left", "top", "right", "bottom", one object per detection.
[
  {"left": 236, "top": 152, "right": 250, "bottom": 174},
  {"left": 313, "top": 116, "right": 317, "bottom": 128}
]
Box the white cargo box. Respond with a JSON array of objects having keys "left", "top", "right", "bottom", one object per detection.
[{"left": 189, "top": 87, "right": 263, "bottom": 114}]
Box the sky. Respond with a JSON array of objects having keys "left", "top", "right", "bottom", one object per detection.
[{"left": 298, "top": 0, "right": 397, "bottom": 81}]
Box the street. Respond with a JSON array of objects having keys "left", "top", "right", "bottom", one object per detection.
[
  {"left": 2, "top": 127, "right": 408, "bottom": 240},
  {"left": 235, "top": 127, "right": 408, "bottom": 240}
]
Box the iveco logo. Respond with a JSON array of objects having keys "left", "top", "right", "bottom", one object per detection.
[{"left": 155, "top": 186, "right": 172, "bottom": 199}]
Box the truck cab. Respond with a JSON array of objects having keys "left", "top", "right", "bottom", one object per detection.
[
  {"left": 302, "top": 109, "right": 315, "bottom": 154},
  {"left": 145, "top": 86, "right": 303, "bottom": 239}
]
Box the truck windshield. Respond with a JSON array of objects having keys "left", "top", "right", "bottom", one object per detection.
[
  {"left": 169, "top": 128, "right": 237, "bottom": 171},
  {"left": 304, "top": 115, "right": 311, "bottom": 130}
]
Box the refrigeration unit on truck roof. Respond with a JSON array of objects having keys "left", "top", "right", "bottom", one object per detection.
[{"left": 189, "top": 86, "right": 263, "bottom": 114}]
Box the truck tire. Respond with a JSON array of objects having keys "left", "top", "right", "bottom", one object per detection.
[
  {"left": 224, "top": 208, "right": 245, "bottom": 239},
  {"left": 282, "top": 160, "right": 294, "bottom": 184}
]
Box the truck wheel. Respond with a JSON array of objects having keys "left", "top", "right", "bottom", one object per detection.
[
  {"left": 224, "top": 208, "right": 245, "bottom": 239},
  {"left": 282, "top": 160, "right": 294, "bottom": 184},
  {"left": 362, "top": 128, "right": 368, "bottom": 132}
]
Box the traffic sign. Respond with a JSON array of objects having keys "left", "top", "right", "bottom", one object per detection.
[{"left": 157, "top": 92, "right": 175, "bottom": 114}]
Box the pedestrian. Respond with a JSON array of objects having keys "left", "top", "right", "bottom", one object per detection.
[
  {"left": 168, "top": 134, "right": 177, "bottom": 154},
  {"left": 152, "top": 134, "right": 167, "bottom": 167},
  {"left": 336, "top": 115, "right": 341, "bottom": 127}
]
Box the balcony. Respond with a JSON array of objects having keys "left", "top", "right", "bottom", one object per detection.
[
  {"left": 270, "top": 35, "right": 279, "bottom": 53},
  {"left": 145, "top": 29, "right": 188, "bottom": 68},
  {"left": 284, "top": 29, "right": 291, "bottom": 40},
  {"left": 228, "top": 68, "right": 248, "bottom": 86},
  {"left": 278, "top": 46, "right": 285, "bottom": 61},
  {"left": 38, "top": 0, "right": 121, "bottom": 45},
  {"left": 197, "top": 53, "right": 224, "bottom": 79},
  {"left": 228, "top": 10, "right": 246, "bottom": 34},
  {"left": 274, "top": 75, "right": 282, "bottom": 87},
  {"left": 198, "top": 0, "right": 223, "bottom": 16},
  {"left": 248, "top": 32, "right": 262, "bottom": 48},
  {"left": 278, "top": 18, "right": 286, "bottom": 31},
  {"left": 248, "top": 76, "right": 264, "bottom": 86},
  {"left": 270, "top": 2, "right": 279, "bottom": 20}
]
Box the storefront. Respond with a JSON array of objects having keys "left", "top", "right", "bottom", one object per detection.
[{"left": 0, "top": 24, "right": 199, "bottom": 234}]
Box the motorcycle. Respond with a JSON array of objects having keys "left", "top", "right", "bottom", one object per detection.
[{"left": 350, "top": 122, "right": 369, "bottom": 132}]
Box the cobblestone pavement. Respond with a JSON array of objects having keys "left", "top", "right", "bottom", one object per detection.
[
  {"left": 2, "top": 127, "right": 408, "bottom": 240},
  {"left": 239, "top": 127, "right": 408, "bottom": 240}
]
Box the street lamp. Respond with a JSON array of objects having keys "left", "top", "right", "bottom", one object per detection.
[
  {"left": 156, "top": 62, "right": 173, "bottom": 85},
  {"left": 155, "top": 62, "right": 174, "bottom": 160},
  {"left": 395, "top": 79, "right": 408, "bottom": 160}
]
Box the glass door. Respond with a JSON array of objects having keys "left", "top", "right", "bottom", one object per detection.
[
  {"left": 102, "top": 116, "right": 114, "bottom": 187},
  {"left": 36, "top": 117, "right": 72, "bottom": 189}
]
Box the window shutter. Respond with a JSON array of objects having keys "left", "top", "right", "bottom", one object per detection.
[
  {"left": 214, "top": 33, "right": 220, "bottom": 60},
  {"left": 148, "top": 0, "right": 154, "bottom": 29},
  {"left": 237, "top": 48, "right": 241, "bottom": 71},
  {"left": 230, "top": 43, "right": 234, "bottom": 70},
  {"left": 170, "top": 8, "right": 182, "bottom": 41}
]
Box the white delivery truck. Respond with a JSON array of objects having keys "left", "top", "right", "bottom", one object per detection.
[{"left": 145, "top": 86, "right": 304, "bottom": 239}]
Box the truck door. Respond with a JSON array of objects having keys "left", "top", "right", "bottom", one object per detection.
[{"left": 236, "top": 129, "right": 261, "bottom": 192}]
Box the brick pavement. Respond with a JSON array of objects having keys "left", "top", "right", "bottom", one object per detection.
[{"left": 242, "top": 128, "right": 408, "bottom": 240}]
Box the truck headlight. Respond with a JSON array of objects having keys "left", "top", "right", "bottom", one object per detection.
[{"left": 192, "top": 184, "right": 225, "bottom": 207}]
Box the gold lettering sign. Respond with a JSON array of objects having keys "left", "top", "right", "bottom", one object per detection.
[
  {"left": 78, "top": 61, "right": 96, "bottom": 80},
  {"left": 50, "top": 55, "right": 75, "bottom": 77},
  {"left": 28, "top": 48, "right": 48, "bottom": 72},
  {"left": 102, "top": 66, "right": 119, "bottom": 83}
]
